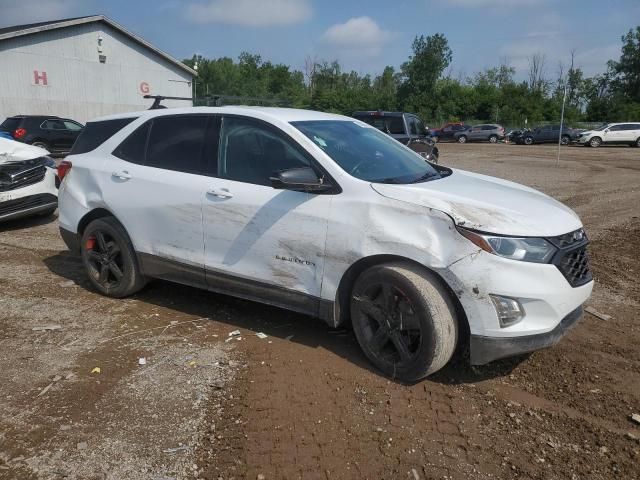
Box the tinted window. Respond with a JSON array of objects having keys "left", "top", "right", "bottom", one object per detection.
[
  {"left": 219, "top": 117, "right": 310, "bottom": 187},
  {"left": 146, "top": 115, "right": 209, "bottom": 174},
  {"left": 608, "top": 125, "right": 623, "bottom": 131},
  {"left": 70, "top": 118, "right": 136, "bottom": 155},
  {"left": 0, "top": 118, "right": 21, "bottom": 132},
  {"left": 42, "top": 119, "right": 65, "bottom": 130},
  {"left": 453, "top": 125, "right": 466, "bottom": 131},
  {"left": 481, "top": 125, "right": 494, "bottom": 131},
  {"left": 113, "top": 122, "right": 150, "bottom": 164},
  {"left": 353, "top": 115, "right": 405, "bottom": 135},
  {"left": 415, "top": 118, "right": 426, "bottom": 134}
]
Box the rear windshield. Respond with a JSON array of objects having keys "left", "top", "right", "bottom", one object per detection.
[
  {"left": 0, "top": 118, "right": 22, "bottom": 132},
  {"left": 353, "top": 115, "right": 405, "bottom": 135},
  {"left": 70, "top": 118, "right": 136, "bottom": 155}
]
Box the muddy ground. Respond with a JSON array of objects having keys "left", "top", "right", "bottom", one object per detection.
[{"left": 1, "top": 143, "right": 639, "bottom": 480}]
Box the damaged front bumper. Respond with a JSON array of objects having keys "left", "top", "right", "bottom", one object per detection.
[{"left": 469, "top": 305, "right": 584, "bottom": 365}]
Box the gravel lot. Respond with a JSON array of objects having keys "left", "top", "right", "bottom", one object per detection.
[{"left": 1, "top": 143, "right": 639, "bottom": 480}]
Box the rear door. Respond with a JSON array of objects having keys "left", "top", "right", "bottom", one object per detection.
[
  {"left": 202, "top": 115, "right": 332, "bottom": 311},
  {"left": 102, "top": 114, "right": 215, "bottom": 282},
  {"left": 41, "top": 119, "right": 67, "bottom": 150}
]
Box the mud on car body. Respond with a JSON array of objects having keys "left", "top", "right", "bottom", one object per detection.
[{"left": 57, "top": 107, "right": 593, "bottom": 381}]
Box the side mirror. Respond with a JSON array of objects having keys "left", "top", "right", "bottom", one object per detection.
[
  {"left": 604, "top": 128, "right": 610, "bottom": 133},
  {"left": 270, "top": 167, "right": 332, "bottom": 193}
]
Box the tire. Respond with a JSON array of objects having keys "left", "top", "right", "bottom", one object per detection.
[
  {"left": 80, "top": 217, "right": 146, "bottom": 297},
  {"left": 589, "top": 136, "right": 602, "bottom": 148},
  {"left": 350, "top": 262, "right": 458, "bottom": 381},
  {"left": 634, "top": 137, "right": 640, "bottom": 148},
  {"left": 524, "top": 136, "right": 534, "bottom": 145},
  {"left": 457, "top": 135, "right": 467, "bottom": 144},
  {"left": 489, "top": 135, "right": 498, "bottom": 143},
  {"left": 560, "top": 135, "right": 570, "bottom": 146},
  {"left": 31, "top": 141, "right": 50, "bottom": 150}
]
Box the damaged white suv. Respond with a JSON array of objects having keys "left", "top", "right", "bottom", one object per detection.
[{"left": 58, "top": 107, "right": 593, "bottom": 381}]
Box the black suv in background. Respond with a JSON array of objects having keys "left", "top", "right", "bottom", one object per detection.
[
  {"left": 352, "top": 111, "right": 439, "bottom": 163},
  {"left": 515, "top": 125, "right": 582, "bottom": 145},
  {"left": 0, "top": 115, "right": 84, "bottom": 155}
]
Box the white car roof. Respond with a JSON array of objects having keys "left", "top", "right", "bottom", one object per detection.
[{"left": 90, "top": 106, "right": 348, "bottom": 124}]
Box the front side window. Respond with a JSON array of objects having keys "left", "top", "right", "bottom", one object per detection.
[
  {"left": 42, "top": 119, "right": 65, "bottom": 130},
  {"left": 409, "top": 117, "right": 419, "bottom": 135},
  {"left": 218, "top": 117, "right": 311, "bottom": 187},
  {"left": 146, "top": 115, "right": 209, "bottom": 174},
  {"left": 292, "top": 120, "right": 441, "bottom": 184}
]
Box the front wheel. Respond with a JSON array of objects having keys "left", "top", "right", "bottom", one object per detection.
[
  {"left": 589, "top": 136, "right": 602, "bottom": 147},
  {"left": 524, "top": 136, "right": 534, "bottom": 145},
  {"left": 457, "top": 135, "right": 467, "bottom": 144},
  {"left": 561, "top": 135, "right": 570, "bottom": 145},
  {"left": 634, "top": 137, "right": 640, "bottom": 148},
  {"left": 81, "top": 217, "right": 146, "bottom": 297},
  {"left": 350, "top": 263, "right": 458, "bottom": 381},
  {"left": 489, "top": 135, "right": 498, "bottom": 143}
]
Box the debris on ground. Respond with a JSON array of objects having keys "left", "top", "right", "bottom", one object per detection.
[
  {"left": 585, "top": 306, "right": 612, "bottom": 321},
  {"left": 31, "top": 325, "right": 62, "bottom": 331},
  {"left": 630, "top": 413, "right": 640, "bottom": 425},
  {"left": 36, "top": 383, "right": 54, "bottom": 397},
  {"left": 162, "top": 446, "right": 190, "bottom": 454},
  {"left": 91, "top": 367, "right": 101, "bottom": 374},
  {"left": 228, "top": 330, "right": 241, "bottom": 337},
  {"left": 138, "top": 357, "right": 147, "bottom": 366},
  {"left": 255, "top": 332, "right": 268, "bottom": 339}
]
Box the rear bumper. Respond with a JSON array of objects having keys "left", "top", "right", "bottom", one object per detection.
[{"left": 469, "top": 305, "right": 583, "bottom": 365}]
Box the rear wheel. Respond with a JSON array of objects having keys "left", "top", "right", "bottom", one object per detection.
[
  {"left": 589, "top": 136, "right": 602, "bottom": 147},
  {"left": 31, "top": 141, "right": 50, "bottom": 150},
  {"left": 561, "top": 135, "right": 570, "bottom": 145},
  {"left": 489, "top": 135, "right": 498, "bottom": 143},
  {"left": 524, "top": 136, "right": 534, "bottom": 145},
  {"left": 634, "top": 137, "right": 640, "bottom": 148},
  {"left": 350, "top": 263, "right": 458, "bottom": 381},
  {"left": 80, "top": 217, "right": 146, "bottom": 297},
  {"left": 457, "top": 135, "right": 467, "bottom": 144}
]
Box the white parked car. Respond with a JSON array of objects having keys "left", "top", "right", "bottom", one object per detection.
[
  {"left": 576, "top": 122, "right": 640, "bottom": 147},
  {"left": 57, "top": 107, "right": 593, "bottom": 381},
  {"left": 0, "top": 138, "right": 58, "bottom": 223}
]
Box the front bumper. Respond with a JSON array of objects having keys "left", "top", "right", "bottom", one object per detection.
[
  {"left": 470, "top": 305, "right": 583, "bottom": 365},
  {"left": 0, "top": 168, "right": 58, "bottom": 222}
]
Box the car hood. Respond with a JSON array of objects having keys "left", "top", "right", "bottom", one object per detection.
[
  {"left": 371, "top": 169, "right": 582, "bottom": 237},
  {"left": 0, "top": 138, "right": 49, "bottom": 164}
]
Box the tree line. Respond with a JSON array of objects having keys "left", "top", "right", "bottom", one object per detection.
[{"left": 184, "top": 26, "right": 640, "bottom": 128}]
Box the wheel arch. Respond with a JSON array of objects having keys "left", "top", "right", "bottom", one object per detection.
[{"left": 333, "top": 254, "right": 470, "bottom": 343}]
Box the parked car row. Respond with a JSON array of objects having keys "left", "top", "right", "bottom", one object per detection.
[{"left": 0, "top": 115, "right": 84, "bottom": 156}]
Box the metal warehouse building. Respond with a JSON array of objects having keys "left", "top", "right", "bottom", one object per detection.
[{"left": 0, "top": 15, "right": 196, "bottom": 123}]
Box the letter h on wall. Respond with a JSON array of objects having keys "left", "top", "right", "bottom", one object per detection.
[{"left": 33, "top": 70, "right": 48, "bottom": 86}]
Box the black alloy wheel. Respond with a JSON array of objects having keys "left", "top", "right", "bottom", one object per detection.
[
  {"left": 85, "top": 230, "right": 124, "bottom": 289},
  {"left": 353, "top": 283, "right": 422, "bottom": 367}
]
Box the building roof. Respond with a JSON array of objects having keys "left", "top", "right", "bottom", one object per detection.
[{"left": 0, "top": 15, "right": 196, "bottom": 77}]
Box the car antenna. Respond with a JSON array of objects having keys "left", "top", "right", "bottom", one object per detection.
[{"left": 143, "top": 95, "right": 193, "bottom": 110}]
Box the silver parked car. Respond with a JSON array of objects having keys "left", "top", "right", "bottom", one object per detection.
[{"left": 454, "top": 124, "right": 505, "bottom": 144}]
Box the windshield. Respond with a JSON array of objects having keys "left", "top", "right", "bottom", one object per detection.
[
  {"left": 594, "top": 123, "right": 610, "bottom": 131},
  {"left": 291, "top": 120, "right": 441, "bottom": 184}
]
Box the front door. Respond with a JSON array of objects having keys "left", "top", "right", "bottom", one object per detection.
[{"left": 202, "top": 116, "right": 332, "bottom": 313}]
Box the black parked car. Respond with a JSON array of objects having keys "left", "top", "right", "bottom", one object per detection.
[
  {"left": 0, "top": 115, "right": 84, "bottom": 155},
  {"left": 514, "top": 125, "right": 581, "bottom": 145},
  {"left": 352, "top": 111, "right": 439, "bottom": 163}
]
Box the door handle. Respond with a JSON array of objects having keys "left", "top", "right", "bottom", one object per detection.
[
  {"left": 112, "top": 170, "right": 132, "bottom": 180},
  {"left": 207, "top": 186, "right": 233, "bottom": 199}
]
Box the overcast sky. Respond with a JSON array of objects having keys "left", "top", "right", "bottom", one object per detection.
[{"left": 1, "top": 0, "right": 638, "bottom": 81}]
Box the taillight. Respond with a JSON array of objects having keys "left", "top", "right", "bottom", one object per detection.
[
  {"left": 57, "top": 160, "right": 72, "bottom": 181},
  {"left": 13, "top": 128, "right": 27, "bottom": 139}
]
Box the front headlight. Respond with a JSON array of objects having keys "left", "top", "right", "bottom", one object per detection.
[{"left": 458, "top": 227, "right": 556, "bottom": 263}]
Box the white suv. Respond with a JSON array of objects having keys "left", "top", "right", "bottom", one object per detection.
[
  {"left": 576, "top": 122, "right": 640, "bottom": 147},
  {"left": 57, "top": 107, "right": 593, "bottom": 381}
]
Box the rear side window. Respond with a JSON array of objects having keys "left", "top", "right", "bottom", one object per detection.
[
  {"left": 146, "top": 115, "right": 209, "bottom": 174},
  {"left": 70, "top": 118, "right": 136, "bottom": 155},
  {"left": 42, "top": 119, "right": 65, "bottom": 130},
  {"left": 113, "top": 122, "right": 150, "bottom": 164},
  {"left": 0, "top": 118, "right": 22, "bottom": 132}
]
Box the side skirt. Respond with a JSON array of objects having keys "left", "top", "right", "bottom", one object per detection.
[{"left": 138, "top": 253, "right": 336, "bottom": 325}]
